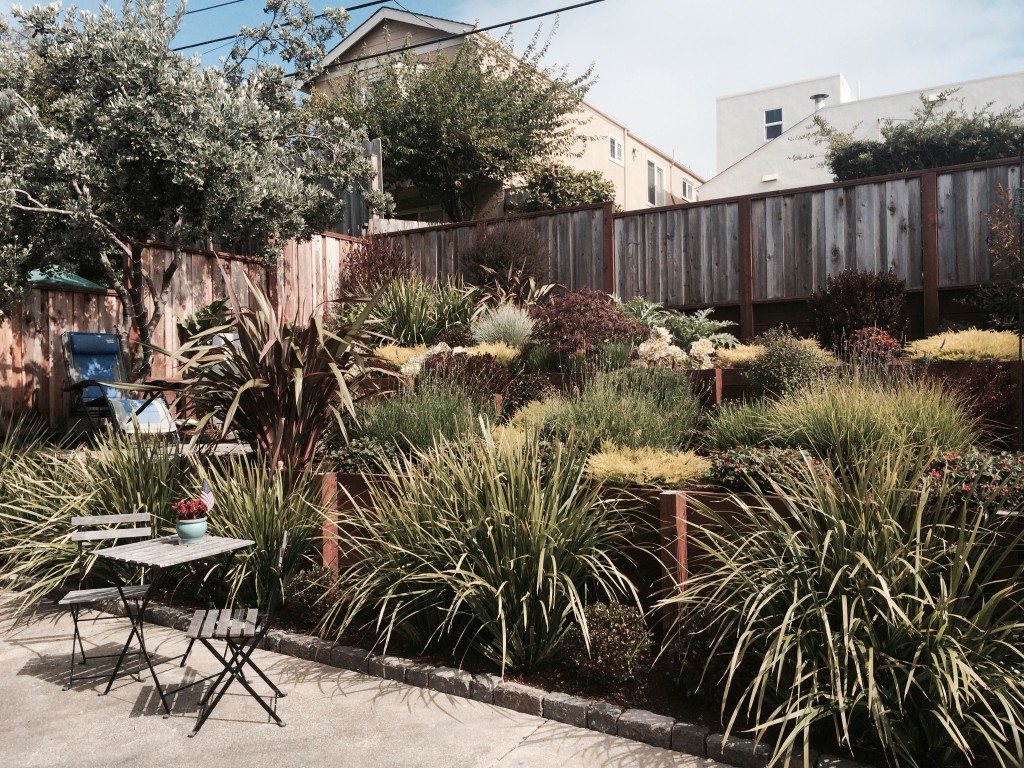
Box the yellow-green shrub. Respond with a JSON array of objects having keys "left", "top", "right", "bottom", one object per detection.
[
  {"left": 905, "top": 329, "right": 1021, "bottom": 362},
  {"left": 374, "top": 342, "right": 518, "bottom": 371},
  {"left": 716, "top": 339, "right": 833, "bottom": 369},
  {"left": 509, "top": 398, "right": 565, "bottom": 431},
  {"left": 586, "top": 443, "right": 709, "bottom": 488},
  {"left": 374, "top": 344, "right": 424, "bottom": 369}
]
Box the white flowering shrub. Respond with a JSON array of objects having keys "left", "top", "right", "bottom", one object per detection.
[
  {"left": 688, "top": 338, "right": 716, "bottom": 370},
  {"left": 636, "top": 327, "right": 687, "bottom": 369}
]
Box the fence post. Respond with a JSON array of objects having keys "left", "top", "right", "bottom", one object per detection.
[
  {"left": 738, "top": 197, "right": 755, "bottom": 341},
  {"left": 321, "top": 471, "right": 339, "bottom": 575},
  {"left": 659, "top": 490, "right": 688, "bottom": 634},
  {"left": 602, "top": 202, "right": 616, "bottom": 294},
  {"left": 921, "top": 171, "right": 940, "bottom": 335}
]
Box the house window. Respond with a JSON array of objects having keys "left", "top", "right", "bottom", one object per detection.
[
  {"left": 609, "top": 136, "right": 624, "bottom": 164},
  {"left": 682, "top": 180, "right": 695, "bottom": 201},
  {"left": 647, "top": 160, "right": 665, "bottom": 206},
  {"left": 765, "top": 108, "right": 783, "bottom": 140}
]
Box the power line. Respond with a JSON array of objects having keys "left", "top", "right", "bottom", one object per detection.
[
  {"left": 323, "top": 0, "right": 610, "bottom": 71},
  {"left": 172, "top": 0, "right": 394, "bottom": 51},
  {"left": 183, "top": 0, "right": 253, "bottom": 16}
]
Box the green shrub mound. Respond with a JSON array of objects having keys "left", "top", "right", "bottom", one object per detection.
[
  {"left": 324, "top": 431, "right": 642, "bottom": 673},
  {"left": 925, "top": 449, "right": 1024, "bottom": 514},
  {"left": 706, "top": 446, "right": 830, "bottom": 494},
  {"left": 665, "top": 449, "right": 1024, "bottom": 768},
  {"left": 358, "top": 381, "right": 483, "bottom": 455},
  {"left": 705, "top": 371, "right": 978, "bottom": 469},
  {"left": 745, "top": 327, "right": 830, "bottom": 398},
  {"left": 462, "top": 221, "right": 549, "bottom": 289},
  {"left": 560, "top": 602, "right": 653, "bottom": 690},
  {"left": 544, "top": 367, "right": 700, "bottom": 452}
]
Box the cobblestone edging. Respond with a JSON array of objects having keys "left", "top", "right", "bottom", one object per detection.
[{"left": 139, "top": 603, "right": 870, "bottom": 768}]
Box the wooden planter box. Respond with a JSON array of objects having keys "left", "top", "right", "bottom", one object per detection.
[{"left": 319, "top": 471, "right": 394, "bottom": 572}]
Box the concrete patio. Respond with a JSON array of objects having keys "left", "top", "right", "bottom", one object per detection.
[{"left": 0, "top": 601, "right": 727, "bottom": 768}]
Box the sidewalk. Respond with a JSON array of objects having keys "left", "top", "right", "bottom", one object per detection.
[{"left": 0, "top": 602, "right": 725, "bottom": 768}]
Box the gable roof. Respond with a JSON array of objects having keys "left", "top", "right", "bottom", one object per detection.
[{"left": 321, "top": 7, "right": 475, "bottom": 70}]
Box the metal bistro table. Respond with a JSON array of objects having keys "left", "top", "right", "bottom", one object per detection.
[{"left": 95, "top": 534, "right": 255, "bottom": 716}]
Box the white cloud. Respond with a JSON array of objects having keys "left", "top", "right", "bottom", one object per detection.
[{"left": 451, "top": 0, "right": 1024, "bottom": 179}]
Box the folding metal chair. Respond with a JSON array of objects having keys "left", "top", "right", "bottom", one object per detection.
[
  {"left": 58, "top": 513, "right": 152, "bottom": 690},
  {"left": 61, "top": 332, "right": 176, "bottom": 435},
  {"left": 185, "top": 533, "right": 288, "bottom": 737}
]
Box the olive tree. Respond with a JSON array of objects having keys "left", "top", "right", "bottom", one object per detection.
[{"left": 0, "top": 0, "right": 377, "bottom": 378}]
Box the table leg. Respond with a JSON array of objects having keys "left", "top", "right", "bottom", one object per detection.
[{"left": 101, "top": 569, "right": 173, "bottom": 717}]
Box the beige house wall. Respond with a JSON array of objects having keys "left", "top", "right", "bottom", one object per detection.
[
  {"left": 572, "top": 104, "right": 700, "bottom": 210},
  {"left": 311, "top": 9, "right": 703, "bottom": 220}
]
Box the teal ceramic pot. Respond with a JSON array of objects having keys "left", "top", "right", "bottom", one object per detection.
[{"left": 175, "top": 518, "right": 208, "bottom": 544}]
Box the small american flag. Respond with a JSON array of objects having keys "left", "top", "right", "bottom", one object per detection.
[{"left": 199, "top": 479, "right": 215, "bottom": 513}]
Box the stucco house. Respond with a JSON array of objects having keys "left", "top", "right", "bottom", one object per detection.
[
  {"left": 306, "top": 8, "right": 702, "bottom": 221},
  {"left": 701, "top": 70, "right": 1024, "bottom": 200}
]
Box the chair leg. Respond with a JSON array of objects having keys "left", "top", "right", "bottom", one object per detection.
[
  {"left": 189, "top": 638, "right": 284, "bottom": 737},
  {"left": 180, "top": 637, "right": 197, "bottom": 668},
  {"left": 64, "top": 607, "right": 82, "bottom": 691},
  {"left": 74, "top": 609, "right": 88, "bottom": 665}
]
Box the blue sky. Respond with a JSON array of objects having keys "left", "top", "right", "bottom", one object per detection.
[{"left": 4, "top": 0, "right": 1024, "bottom": 178}]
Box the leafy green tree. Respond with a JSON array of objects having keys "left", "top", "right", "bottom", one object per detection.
[
  {"left": 313, "top": 26, "right": 593, "bottom": 222},
  {"left": 509, "top": 163, "right": 615, "bottom": 213},
  {"left": 0, "top": 0, "right": 376, "bottom": 378},
  {"left": 804, "top": 91, "right": 1024, "bottom": 181}
]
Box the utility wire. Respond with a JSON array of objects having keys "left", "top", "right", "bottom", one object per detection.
[
  {"left": 323, "top": 0, "right": 609, "bottom": 71},
  {"left": 172, "top": 0, "right": 394, "bottom": 51},
  {"left": 183, "top": 0, "right": 252, "bottom": 16}
]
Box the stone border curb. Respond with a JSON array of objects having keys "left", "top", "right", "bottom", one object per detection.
[{"left": 139, "top": 603, "right": 872, "bottom": 768}]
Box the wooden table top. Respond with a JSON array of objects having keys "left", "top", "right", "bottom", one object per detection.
[{"left": 95, "top": 534, "right": 254, "bottom": 568}]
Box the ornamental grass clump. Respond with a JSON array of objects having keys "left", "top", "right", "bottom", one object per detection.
[
  {"left": 200, "top": 457, "right": 322, "bottom": 605},
  {"left": 0, "top": 431, "right": 186, "bottom": 621},
  {"left": 371, "top": 275, "right": 477, "bottom": 346},
  {"left": 471, "top": 303, "right": 535, "bottom": 348},
  {"left": 324, "top": 430, "right": 642, "bottom": 673},
  {"left": 544, "top": 367, "right": 701, "bottom": 452},
  {"left": 663, "top": 447, "right": 1024, "bottom": 768},
  {"left": 771, "top": 370, "right": 978, "bottom": 470}
]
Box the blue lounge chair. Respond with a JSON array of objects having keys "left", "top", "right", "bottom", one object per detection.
[{"left": 61, "top": 332, "right": 176, "bottom": 434}]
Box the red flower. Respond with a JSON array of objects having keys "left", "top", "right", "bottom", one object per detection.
[{"left": 172, "top": 498, "right": 207, "bottom": 522}]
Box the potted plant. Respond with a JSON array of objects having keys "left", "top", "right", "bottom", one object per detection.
[{"left": 172, "top": 481, "right": 214, "bottom": 544}]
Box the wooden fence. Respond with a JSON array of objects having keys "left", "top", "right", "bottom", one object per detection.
[
  {"left": 0, "top": 233, "right": 361, "bottom": 428},
  {"left": 379, "top": 203, "right": 615, "bottom": 293},
  {"left": 382, "top": 158, "right": 1019, "bottom": 341}
]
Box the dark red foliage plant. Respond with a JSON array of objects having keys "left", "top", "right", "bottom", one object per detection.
[
  {"left": 339, "top": 234, "right": 413, "bottom": 296},
  {"left": 529, "top": 288, "right": 648, "bottom": 357},
  {"left": 845, "top": 326, "right": 902, "bottom": 363}
]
